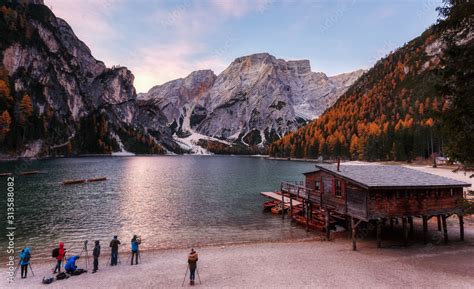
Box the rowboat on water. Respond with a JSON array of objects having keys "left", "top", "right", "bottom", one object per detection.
[
  {"left": 271, "top": 203, "right": 289, "bottom": 215},
  {"left": 87, "top": 177, "right": 107, "bottom": 182},
  {"left": 263, "top": 200, "right": 280, "bottom": 211},
  {"left": 20, "top": 171, "right": 43, "bottom": 175},
  {"left": 63, "top": 179, "right": 86, "bottom": 185}
]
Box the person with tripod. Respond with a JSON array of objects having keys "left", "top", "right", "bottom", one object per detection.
[
  {"left": 130, "top": 235, "right": 140, "bottom": 265},
  {"left": 19, "top": 247, "right": 31, "bottom": 279},
  {"left": 188, "top": 249, "right": 198, "bottom": 285},
  {"left": 109, "top": 235, "right": 121, "bottom": 266},
  {"left": 92, "top": 240, "right": 101, "bottom": 273}
]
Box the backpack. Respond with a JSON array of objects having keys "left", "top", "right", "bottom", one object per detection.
[
  {"left": 71, "top": 269, "right": 87, "bottom": 276},
  {"left": 56, "top": 272, "right": 68, "bottom": 280},
  {"left": 23, "top": 253, "right": 30, "bottom": 263},
  {"left": 42, "top": 277, "right": 54, "bottom": 284},
  {"left": 52, "top": 248, "right": 59, "bottom": 258}
]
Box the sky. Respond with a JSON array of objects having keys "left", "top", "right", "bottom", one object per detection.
[{"left": 44, "top": 0, "right": 443, "bottom": 93}]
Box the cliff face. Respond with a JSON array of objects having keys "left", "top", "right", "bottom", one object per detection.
[
  {"left": 0, "top": 1, "right": 175, "bottom": 156},
  {"left": 141, "top": 53, "right": 364, "bottom": 149}
]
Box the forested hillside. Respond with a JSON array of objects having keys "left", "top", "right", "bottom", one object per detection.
[{"left": 270, "top": 2, "right": 473, "bottom": 163}]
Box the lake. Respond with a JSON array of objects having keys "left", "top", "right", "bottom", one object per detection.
[{"left": 0, "top": 156, "right": 318, "bottom": 259}]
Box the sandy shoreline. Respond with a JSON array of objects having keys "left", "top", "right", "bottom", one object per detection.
[{"left": 3, "top": 230, "right": 474, "bottom": 289}]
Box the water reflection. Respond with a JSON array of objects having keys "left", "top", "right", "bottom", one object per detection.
[{"left": 0, "top": 156, "right": 316, "bottom": 259}]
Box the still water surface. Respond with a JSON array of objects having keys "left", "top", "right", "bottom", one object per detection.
[{"left": 0, "top": 156, "right": 317, "bottom": 259}]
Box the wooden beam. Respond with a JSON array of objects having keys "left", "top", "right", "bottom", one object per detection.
[
  {"left": 281, "top": 191, "right": 285, "bottom": 220},
  {"left": 402, "top": 217, "right": 408, "bottom": 247},
  {"left": 437, "top": 215, "right": 442, "bottom": 231},
  {"left": 351, "top": 216, "right": 357, "bottom": 251},
  {"left": 422, "top": 216, "right": 428, "bottom": 244},
  {"left": 376, "top": 219, "right": 382, "bottom": 248},
  {"left": 325, "top": 209, "right": 330, "bottom": 241},
  {"left": 459, "top": 214, "right": 464, "bottom": 241},
  {"left": 442, "top": 214, "right": 448, "bottom": 244},
  {"left": 306, "top": 202, "right": 309, "bottom": 232},
  {"left": 347, "top": 216, "right": 352, "bottom": 239},
  {"left": 289, "top": 196, "right": 293, "bottom": 217}
]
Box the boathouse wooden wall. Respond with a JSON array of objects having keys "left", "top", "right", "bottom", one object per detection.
[
  {"left": 366, "top": 188, "right": 464, "bottom": 219},
  {"left": 305, "top": 171, "right": 367, "bottom": 218},
  {"left": 304, "top": 171, "right": 464, "bottom": 221}
]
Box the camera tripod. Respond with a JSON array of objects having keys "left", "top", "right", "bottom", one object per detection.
[
  {"left": 181, "top": 265, "right": 201, "bottom": 286},
  {"left": 78, "top": 240, "right": 90, "bottom": 270},
  {"left": 13, "top": 261, "right": 35, "bottom": 279}
]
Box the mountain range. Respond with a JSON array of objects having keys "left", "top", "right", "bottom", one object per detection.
[
  {"left": 0, "top": 0, "right": 363, "bottom": 157},
  {"left": 139, "top": 54, "right": 364, "bottom": 153}
]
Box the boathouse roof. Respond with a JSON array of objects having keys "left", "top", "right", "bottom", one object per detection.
[{"left": 312, "top": 164, "right": 471, "bottom": 189}]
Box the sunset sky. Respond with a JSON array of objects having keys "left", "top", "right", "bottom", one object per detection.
[{"left": 45, "top": 0, "right": 442, "bottom": 93}]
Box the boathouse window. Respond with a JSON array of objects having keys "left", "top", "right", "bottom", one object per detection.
[
  {"left": 335, "top": 179, "right": 342, "bottom": 197},
  {"left": 315, "top": 181, "right": 321, "bottom": 192}
]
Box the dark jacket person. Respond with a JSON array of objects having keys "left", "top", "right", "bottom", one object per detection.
[
  {"left": 93, "top": 241, "right": 101, "bottom": 273},
  {"left": 188, "top": 249, "right": 198, "bottom": 285},
  {"left": 109, "top": 236, "right": 121, "bottom": 266}
]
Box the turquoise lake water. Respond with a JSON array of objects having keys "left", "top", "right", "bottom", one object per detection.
[{"left": 0, "top": 156, "right": 318, "bottom": 259}]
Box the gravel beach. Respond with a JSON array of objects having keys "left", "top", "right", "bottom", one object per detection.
[{"left": 4, "top": 222, "right": 474, "bottom": 289}]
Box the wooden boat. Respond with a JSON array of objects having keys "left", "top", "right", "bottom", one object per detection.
[
  {"left": 87, "top": 177, "right": 107, "bottom": 182},
  {"left": 0, "top": 172, "right": 12, "bottom": 177},
  {"left": 63, "top": 179, "right": 86, "bottom": 185},
  {"left": 292, "top": 215, "right": 325, "bottom": 231},
  {"left": 271, "top": 203, "right": 289, "bottom": 215},
  {"left": 19, "top": 171, "right": 45, "bottom": 176},
  {"left": 263, "top": 200, "right": 280, "bottom": 211}
]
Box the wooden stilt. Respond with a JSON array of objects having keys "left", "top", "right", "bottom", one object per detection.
[
  {"left": 395, "top": 218, "right": 399, "bottom": 225},
  {"left": 305, "top": 202, "right": 309, "bottom": 232},
  {"left": 351, "top": 216, "right": 356, "bottom": 251},
  {"left": 281, "top": 192, "right": 285, "bottom": 220},
  {"left": 390, "top": 218, "right": 394, "bottom": 230},
  {"left": 347, "top": 216, "right": 352, "bottom": 239},
  {"left": 402, "top": 217, "right": 408, "bottom": 247},
  {"left": 408, "top": 217, "right": 414, "bottom": 236},
  {"left": 437, "top": 215, "right": 442, "bottom": 231},
  {"left": 376, "top": 219, "right": 382, "bottom": 248},
  {"left": 289, "top": 197, "right": 293, "bottom": 217},
  {"left": 422, "top": 216, "right": 428, "bottom": 244},
  {"left": 459, "top": 214, "right": 464, "bottom": 241},
  {"left": 442, "top": 214, "right": 448, "bottom": 244},
  {"left": 325, "top": 209, "right": 330, "bottom": 241}
]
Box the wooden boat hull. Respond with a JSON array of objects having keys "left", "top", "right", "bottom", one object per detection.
[
  {"left": 63, "top": 179, "right": 86, "bottom": 185},
  {"left": 87, "top": 177, "right": 107, "bottom": 182},
  {"left": 263, "top": 200, "right": 280, "bottom": 210}
]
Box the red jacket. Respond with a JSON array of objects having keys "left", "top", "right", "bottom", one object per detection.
[{"left": 57, "top": 242, "right": 66, "bottom": 261}]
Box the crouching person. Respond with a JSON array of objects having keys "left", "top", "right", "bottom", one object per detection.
[{"left": 64, "top": 256, "right": 80, "bottom": 274}]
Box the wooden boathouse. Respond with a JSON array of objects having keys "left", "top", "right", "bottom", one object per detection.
[{"left": 265, "top": 163, "right": 470, "bottom": 250}]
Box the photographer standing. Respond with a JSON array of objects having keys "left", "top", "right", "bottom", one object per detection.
[
  {"left": 130, "top": 235, "right": 140, "bottom": 265},
  {"left": 109, "top": 236, "right": 121, "bottom": 266},
  {"left": 92, "top": 240, "right": 101, "bottom": 273},
  {"left": 188, "top": 249, "right": 198, "bottom": 285}
]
